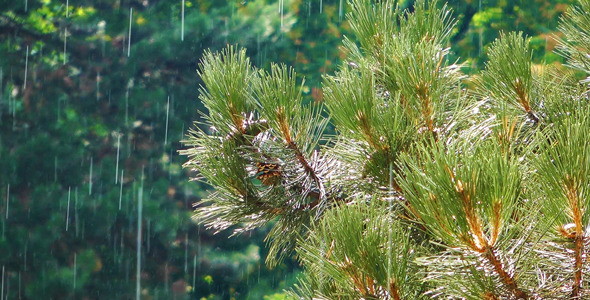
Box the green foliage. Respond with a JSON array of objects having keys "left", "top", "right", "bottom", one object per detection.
[
  {"left": 399, "top": 139, "right": 523, "bottom": 251},
  {"left": 532, "top": 101, "right": 590, "bottom": 232},
  {"left": 198, "top": 47, "right": 255, "bottom": 133},
  {"left": 182, "top": 44, "right": 332, "bottom": 267},
  {"left": 557, "top": 0, "right": 590, "bottom": 80},
  {"left": 479, "top": 32, "right": 535, "bottom": 116},
  {"left": 185, "top": 0, "right": 590, "bottom": 299},
  {"left": 2, "top": 0, "right": 588, "bottom": 298},
  {"left": 291, "top": 200, "right": 426, "bottom": 299}
]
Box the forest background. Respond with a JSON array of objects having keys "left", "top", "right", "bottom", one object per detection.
[{"left": 0, "top": 0, "right": 574, "bottom": 299}]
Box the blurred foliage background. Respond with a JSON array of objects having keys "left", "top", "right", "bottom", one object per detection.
[{"left": 0, "top": 0, "right": 573, "bottom": 299}]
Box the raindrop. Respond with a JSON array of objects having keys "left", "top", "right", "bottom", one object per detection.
[
  {"left": 57, "top": 98, "right": 61, "bottom": 123},
  {"left": 18, "top": 271, "right": 20, "bottom": 300},
  {"left": 129, "top": 181, "right": 135, "bottom": 216},
  {"left": 113, "top": 233, "right": 118, "bottom": 262},
  {"left": 0, "top": 67, "right": 3, "bottom": 120},
  {"left": 24, "top": 45, "right": 29, "bottom": 89},
  {"left": 184, "top": 232, "right": 188, "bottom": 274},
  {"left": 128, "top": 8, "right": 133, "bottom": 57},
  {"left": 75, "top": 187, "right": 79, "bottom": 237},
  {"left": 257, "top": 263, "right": 261, "bottom": 283},
  {"left": 256, "top": 33, "right": 261, "bottom": 65},
  {"left": 181, "top": 0, "right": 185, "bottom": 41},
  {"left": 125, "top": 83, "right": 130, "bottom": 126},
  {"left": 73, "top": 253, "right": 77, "bottom": 292},
  {"left": 320, "top": 0, "right": 323, "bottom": 13},
  {"left": 279, "top": 0, "right": 284, "bottom": 28},
  {"left": 66, "top": 187, "right": 71, "bottom": 231},
  {"left": 164, "top": 263, "right": 169, "bottom": 294},
  {"left": 115, "top": 133, "right": 121, "bottom": 183},
  {"left": 164, "top": 96, "right": 170, "bottom": 146},
  {"left": 24, "top": 0, "right": 27, "bottom": 12},
  {"left": 146, "top": 220, "right": 151, "bottom": 252},
  {"left": 224, "top": 18, "right": 228, "bottom": 45},
  {"left": 125, "top": 259, "right": 130, "bottom": 284},
  {"left": 478, "top": 0, "right": 483, "bottom": 56},
  {"left": 66, "top": 0, "right": 69, "bottom": 17},
  {"left": 54, "top": 156, "right": 58, "bottom": 182},
  {"left": 1, "top": 266, "right": 4, "bottom": 300},
  {"left": 11, "top": 94, "right": 15, "bottom": 131},
  {"left": 192, "top": 255, "right": 197, "bottom": 290},
  {"left": 168, "top": 148, "right": 173, "bottom": 181},
  {"left": 120, "top": 231, "right": 125, "bottom": 260},
  {"left": 96, "top": 72, "right": 100, "bottom": 101},
  {"left": 179, "top": 123, "right": 184, "bottom": 141},
  {"left": 197, "top": 225, "right": 201, "bottom": 268},
  {"left": 100, "top": 21, "right": 107, "bottom": 57},
  {"left": 5, "top": 184, "right": 8, "bottom": 219},
  {"left": 136, "top": 168, "right": 144, "bottom": 300},
  {"left": 3, "top": 272, "right": 7, "bottom": 300},
  {"left": 23, "top": 243, "right": 27, "bottom": 272},
  {"left": 89, "top": 157, "right": 93, "bottom": 195},
  {"left": 63, "top": 28, "right": 68, "bottom": 65},
  {"left": 119, "top": 170, "right": 124, "bottom": 210},
  {"left": 339, "top": 0, "right": 343, "bottom": 22}
]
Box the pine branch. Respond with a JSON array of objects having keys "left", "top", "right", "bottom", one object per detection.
[
  {"left": 197, "top": 46, "right": 255, "bottom": 135},
  {"left": 482, "top": 245, "right": 530, "bottom": 299},
  {"left": 556, "top": 0, "right": 590, "bottom": 80},
  {"left": 184, "top": 46, "right": 347, "bottom": 267},
  {"left": 183, "top": 0, "right": 590, "bottom": 298},
  {"left": 397, "top": 137, "right": 537, "bottom": 298},
  {"left": 291, "top": 199, "right": 426, "bottom": 299},
  {"left": 572, "top": 232, "right": 583, "bottom": 299},
  {"left": 479, "top": 32, "right": 540, "bottom": 125},
  {"left": 530, "top": 101, "right": 590, "bottom": 298}
]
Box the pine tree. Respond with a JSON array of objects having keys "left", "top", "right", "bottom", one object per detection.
[{"left": 181, "top": 0, "right": 590, "bottom": 298}]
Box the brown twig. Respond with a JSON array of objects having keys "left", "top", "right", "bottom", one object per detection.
[
  {"left": 226, "top": 101, "right": 245, "bottom": 134},
  {"left": 572, "top": 233, "right": 584, "bottom": 299},
  {"left": 273, "top": 105, "right": 327, "bottom": 202},
  {"left": 390, "top": 279, "right": 401, "bottom": 300},
  {"left": 565, "top": 178, "right": 584, "bottom": 299},
  {"left": 483, "top": 292, "right": 501, "bottom": 300},
  {"left": 356, "top": 110, "right": 380, "bottom": 150},
  {"left": 483, "top": 246, "right": 530, "bottom": 299},
  {"left": 451, "top": 168, "right": 530, "bottom": 299},
  {"left": 416, "top": 81, "right": 435, "bottom": 133},
  {"left": 513, "top": 78, "right": 539, "bottom": 124},
  {"left": 287, "top": 141, "right": 325, "bottom": 198}
]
